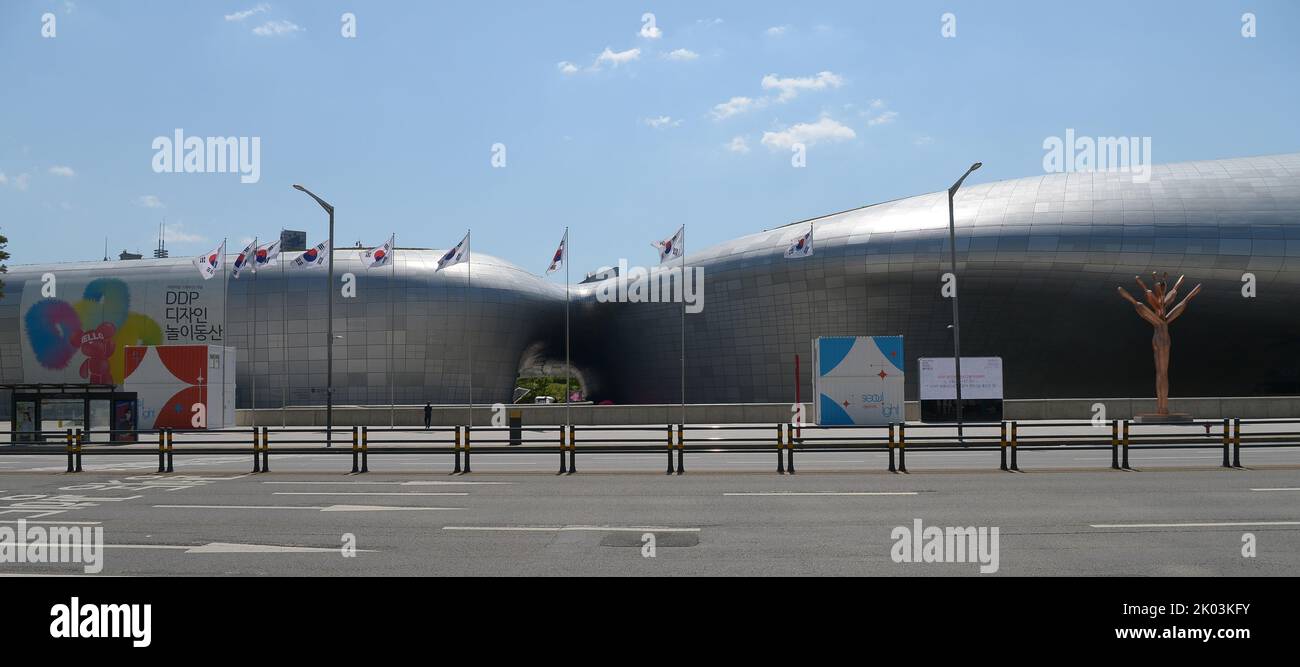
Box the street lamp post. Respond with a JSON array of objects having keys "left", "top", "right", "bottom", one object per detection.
[
  {"left": 947, "top": 162, "right": 981, "bottom": 446},
  {"left": 292, "top": 184, "right": 335, "bottom": 447}
]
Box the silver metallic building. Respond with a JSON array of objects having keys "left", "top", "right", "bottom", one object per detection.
[{"left": 2, "top": 153, "right": 1298, "bottom": 411}]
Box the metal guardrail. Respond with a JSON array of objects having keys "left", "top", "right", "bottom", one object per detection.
[{"left": 3, "top": 418, "right": 1299, "bottom": 474}]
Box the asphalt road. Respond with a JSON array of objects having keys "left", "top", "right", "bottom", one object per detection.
[{"left": 1, "top": 440, "right": 1297, "bottom": 576}]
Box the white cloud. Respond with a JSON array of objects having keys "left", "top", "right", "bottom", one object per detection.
[
  {"left": 14, "top": 173, "right": 29, "bottom": 191},
  {"left": 664, "top": 48, "right": 699, "bottom": 61},
  {"left": 761, "top": 116, "right": 857, "bottom": 150},
  {"left": 557, "top": 61, "right": 579, "bottom": 75},
  {"left": 48, "top": 165, "right": 75, "bottom": 177},
  {"left": 867, "top": 110, "right": 899, "bottom": 126},
  {"left": 643, "top": 116, "right": 682, "bottom": 129},
  {"left": 711, "top": 96, "right": 761, "bottom": 120},
  {"left": 765, "top": 25, "right": 789, "bottom": 37},
  {"left": 137, "top": 195, "right": 165, "bottom": 209},
  {"left": 761, "top": 71, "right": 844, "bottom": 102},
  {"left": 726, "top": 136, "right": 750, "bottom": 154},
  {"left": 164, "top": 222, "right": 208, "bottom": 244},
  {"left": 224, "top": 3, "right": 269, "bottom": 22},
  {"left": 870, "top": 98, "right": 885, "bottom": 109},
  {"left": 595, "top": 46, "right": 641, "bottom": 68},
  {"left": 252, "top": 19, "right": 302, "bottom": 36}
]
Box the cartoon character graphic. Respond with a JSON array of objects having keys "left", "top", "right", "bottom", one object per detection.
[{"left": 24, "top": 278, "right": 164, "bottom": 384}]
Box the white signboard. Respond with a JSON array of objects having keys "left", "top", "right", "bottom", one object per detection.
[
  {"left": 918, "top": 357, "right": 1003, "bottom": 400},
  {"left": 813, "top": 336, "right": 905, "bottom": 425}
]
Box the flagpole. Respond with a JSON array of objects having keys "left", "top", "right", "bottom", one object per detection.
[
  {"left": 251, "top": 245, "right": 258, "bottom": 428},
  {"left": 221, "top": 238, "right": 228, "bottom": 430},
  {"left": 280, "top": 234, "right": 287, "bottom": 428},
  {"left": 466, "top": 229, "right": 473, "bottom": 427},
  {"left": 680, "top": 226, "right": 686, "bottom": 427},
  {"left": 564, "top": 227, "right": 571, "bottom": 428},
  {"left": 389, "top": 234, "right": 396, "bottom": 428}
]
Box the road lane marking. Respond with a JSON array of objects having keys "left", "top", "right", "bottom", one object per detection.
[
  {"left": 723, "top": 490, "right": 920, "bottom": 496},
  {"left": 272, "top": 492, "right": 467, "bottom": 496},
  {"left": 443, "top": 525, "right": 700, "bottom": 533},
  {"left": 154, "top": 504, "right": 462, "bottom": 512},
  {"left": 263, "top": 481, "right": 510, "bottom": 486},
  {"left": 1089, "top": 520, "right": 1300, "bottom": 528},
  {"left": 1251, "top": 488, "right": 1300, "bottom": 492}
]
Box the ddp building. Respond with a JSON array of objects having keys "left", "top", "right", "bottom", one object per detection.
[{"left": 2, "top": 152, "right": 1298, "bottom": 414}]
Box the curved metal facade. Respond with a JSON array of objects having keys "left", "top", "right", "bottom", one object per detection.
[{"left": 2, "top": 153, "right": 1298, "bottom": 409}]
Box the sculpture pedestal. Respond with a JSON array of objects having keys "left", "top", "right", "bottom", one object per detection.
[{"left": 1134, "top": 412, "right": 1193, "bottom": 424}]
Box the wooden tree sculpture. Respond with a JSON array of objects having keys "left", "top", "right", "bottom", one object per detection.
[{"left": 1116, "top": 272, "right": 1202, "bottom": 416}]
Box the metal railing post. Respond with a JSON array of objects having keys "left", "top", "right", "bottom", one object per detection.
[
  {"left": 786, "top": 423, "right": 796, "bottom": 474},
  {"left": 776, "top": 423, "right": 785, "bottom": 474},
  {"left": 666, "top": 424, "right": 674, "bottom": 475},
  {"left": 1009, "top": 421, "right": 1019, "bottom": 471},
  {"left": 1121, "top": 420, "right": 1131, "bottom": 470},
  {"left": 999, "top": 421, "right": 1008, "bottom": 471},
  {"left": 1232, "top": 418, "right": 1241, "bottom": 468},
  {"left": 261, "top": 426, "right": 269, "bottom": 472},
  {"left": 351, "top": 426, "right": 359, "bottom": 473},
  {"left": 252, "top": 426, "right": 261, "bottom": 473},
  {"left": 897, "top": 423, "right": 907, "bottom": 473},
  {"left": 1221, "top": 418, "right": 1231, "bottom": 468},
  {"left": 361, "top": 426, "right": 369, "bottom": 473},
  {"left": 158, "top": 429, "right": 166, "bottom": 473},
  {"left": 559, "top": 425, "right": 568, "bottom": 475},
  {"left": 453, "top": 426, "right": 462, "bottom": 474},
  {"left": 567, "top": 424, "right": 576, "bottom": 474},
  {"left": 166, "top": 429, "right": 175, "bottom": 473},
  {"left": 676, "top": 424, "right": 684, "bottom": 475},
  {"left": 888, "top": 423, "right": 896, "bottom": 473},
  {"left": 463, "top": 426, "right": 471, "bottom": 473},
  {"left": 1111, "top": 420, "right": 1120, "bottom": 470},
  {"left": 75, "top": 429, "right": 83, "bottom": 472},
  {"left": 66, "top": 429, "right": 74, "bottom": 473}
]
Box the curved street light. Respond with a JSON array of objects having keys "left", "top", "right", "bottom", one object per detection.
[
  {"left": 947, "top": 162, "right": 981, "bottom": 445},
  {"left": 292, "top": 184, "right": 336, "bottom": 447}
]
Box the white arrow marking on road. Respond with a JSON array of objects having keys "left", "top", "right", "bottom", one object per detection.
[
  {"left": 154, "top": 504, "right": 462, "bottom": 512},
  {"left": 272, "top": 492, "right": 467, "bottom": 496},
  {"left": 263, "top": 480, "right": 511, "bottom": 486}
]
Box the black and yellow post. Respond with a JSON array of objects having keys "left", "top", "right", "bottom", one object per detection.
[
  {"left": 567, "top": 423, "right": 576, "bottom": 474},
  {"left": 251, "top": 426, "right": 261, "bottom": 473},
  {"left": 888, "top": 423, "right": 896, "bottom": 473},
  {"left": 999, "top": 421, "right": 1008, "bottom": 471},
  {"left": 261, "top": 426, "right": 270, "bottom": 472},
  {"left": 558, "top": 426, "right": 567, "bottom": 474},
  {"left": 776, "top": 423, "right": 785, "bottom": 474},
  {"left": 463, "top": 426, "right": 471, "bottom": 473},
  {"left": 1009, "top": 421, "right": 1019, "bottom": 471},
  {"left": 1221, "top": 418, "right": 1231, "bottom": 468},
  {"left": 65, "top": 428, "right": 75, "bottom": 473},
  {"left": 351, "top": 426, "right": 359, "bottom": 473},
  {"left": 1232, "top": 417, "right": 1242, "bottom": 468},
  {"left": 452, "top": 426, "right": 462, "bottom": 474},
  {"left": 360, "top": 425, "right": 369, "bottom": 473},
  {"left": 675, "top": 424, "right": 684, "bottom": 474},
  {"left": 785, "top": 422, "right": 796, "bottom": 474},
  {"left": 166, "top": 429, "right": 175, "bottom": 473},
  {"left": 897, "top": 423, "right": 907, "bottom": 473},
  {"left": 1111, "top": 420, "right": 1121, "bottom": 469},
  {"left": 666, "top": 424, "right": 674, "bottom": 475},
  {"left": 1121, "top": 420, "right": 1131, "bottom": 469},
  {"left": 75, "top": 429, "right": 83, "bottom": 472},
  {"left": 158, "top": 429, "right": 167, "bottom": 473}
]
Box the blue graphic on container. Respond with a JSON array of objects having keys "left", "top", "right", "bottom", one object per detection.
[{"left": 813, "top": 335, "right": 904, "bottom": 426}]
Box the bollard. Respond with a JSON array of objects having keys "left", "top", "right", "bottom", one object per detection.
[
  {"left": 1111, "top": 420, "right": 1120, "bottom": 470},
  {"left": 1121, "top": 421, "right": 1131, "bottom": 469},
  {"left": 888, "top": 424, "right": 896, "bottom": 473},
  {"left": 351, "top": 426, "right": 360, "bottom": 473},
  {"left": 786, "top": 424, "right": 796, "bottom": 474},
  {"left": 776, "top": 423, "right": 786, "bottom": 474},
  {"left": 676, "top": 424, "right": 684, "bottom": 475},
  {"left": 567, "top": 424, "right": 576, "bottom": 474},
  {"left": 452, "top": 426, "right": 462, "bottom": 474},
  {"left": 559, "top": 426, "right": 568, "bottom": 475},
  {"left": 463, "top": 426, "right": 472, "bottom": 473},
  {"left": 252, "top": 427, "right": 261, "bottom": 473},
  {"left": 897, "top": 423, "right": 906, "bottom": 473},
  {"left": 66, "top": 429, "right": 75, "bottom": 473},
  {"left": 1009, "top": 421, "right": 1019, "bottom": 471},
  {"left": 75, "top": 430, "right": 83, "bottom": 472},
  {"left": 360, "top": 426, "right": 368, "bottom": 473},
  {"left": 999, "top": 422, "right": 1008, "bottom": 471},
  {"left": 261, "top": 427, "right": 269, "bottom": 472},
  {"left": 1221, "top": 418, "right": 1231, "bottom": 468},
  {"left": 1232, "top": 418, "right": 1241, "bottom": 468},
  {"left": 666, "top": 425, "right": 674, "bottom": 475},
  {"left": 158, "top": 430, "right": 167, "bottom": 473},
  {"left": 166, "top": 429, "right": 174, "bottom": 473}
]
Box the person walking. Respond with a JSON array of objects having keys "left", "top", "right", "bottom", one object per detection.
[{"left": 423, "top": 402, "right": 433, "bottom": 430}]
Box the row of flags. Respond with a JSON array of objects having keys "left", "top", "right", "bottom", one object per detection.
[{"left": 194, "top": 224, "right": 815, "bottom": 281}]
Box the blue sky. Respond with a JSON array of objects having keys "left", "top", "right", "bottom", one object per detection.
[{"left": 2, "top": 1, "right": 1298, "bottom": 274}]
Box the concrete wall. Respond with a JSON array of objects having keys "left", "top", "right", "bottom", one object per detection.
[{"left": 237, "top": 396, "right": 1300, "bottom": 427}]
